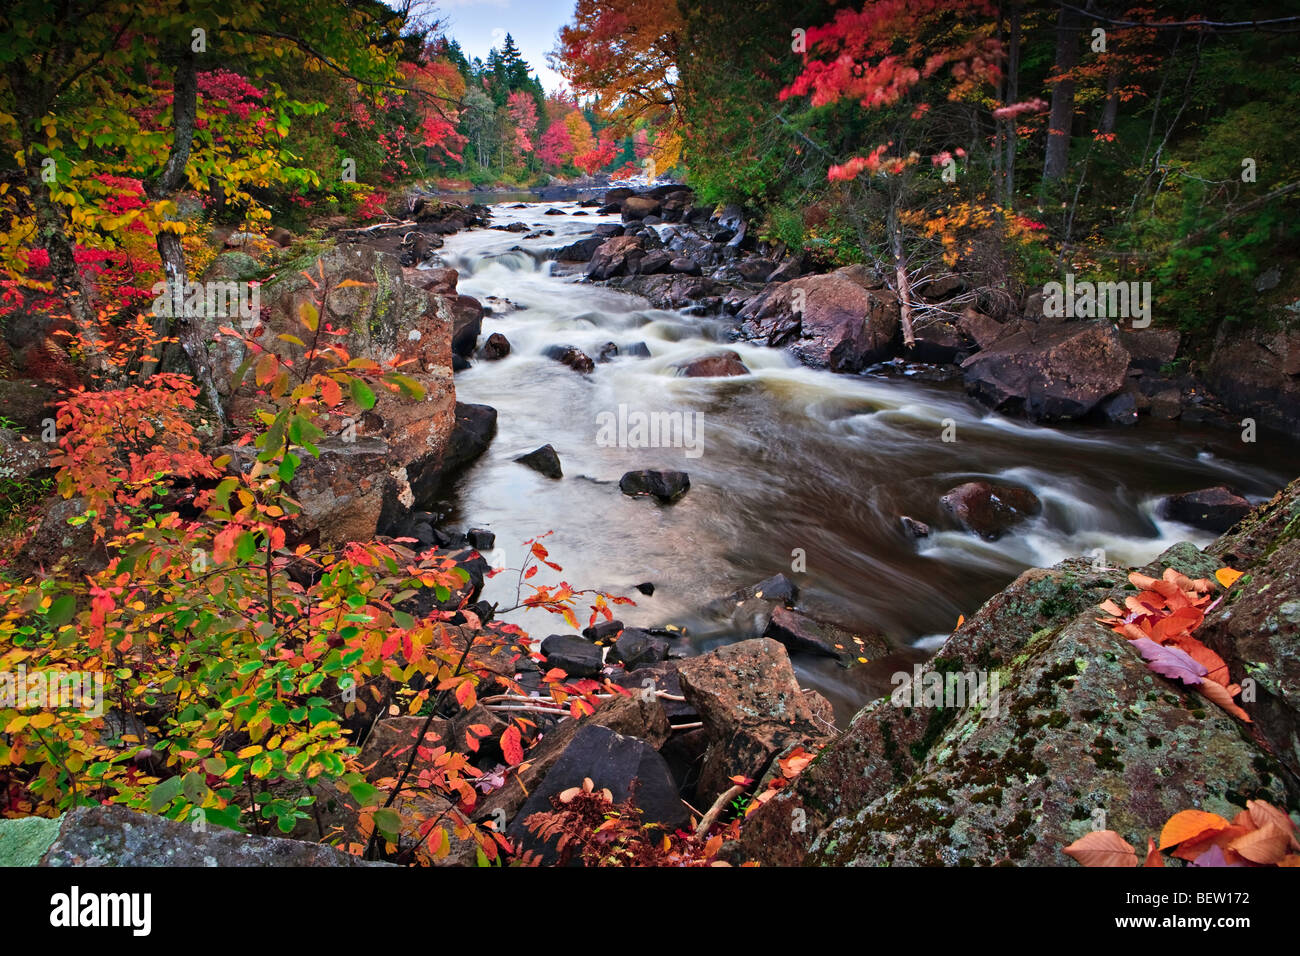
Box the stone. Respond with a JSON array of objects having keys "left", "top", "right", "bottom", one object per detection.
[
  {"left": 960, "top": 320, "right": 1131, "bottom": 422},
  {"left": 466, "top": 528, "right": 495, "bottom": 550},
  {"left": 555, "top": 236, "right": 604, "bottom": 261},
  {"left": 940, "top": 481, "right": 1042, "bottom": 540},
  {"left": 673, "top": 350, "right": 749, "bottom": 377},
  {"left": 586, "top": 236, "right": 646, "bottom": 281},
  {"left": 610, "top": 628, "right": 670, "bottom": 670},
  {"left": 36, "top": 805, "right": 384, "bottom": 866},
  {"left": 540, "top": 634, "right": 604, "bottom": 677},
  {"left": 676, "top": 638, "right": 835, "bottom": 799},
  {"left": 900, "top": 516, "right": 931, "bottom": 538},
  {"left": 0, "top": 427, "right": 50, "bottom": 482},
  {"left": 542, "top": 345, "right": 595, "bottom": 373},
  {"left": 515, "top": 444, "right": 563, "bottom": 479},
  {"left": 621, "top": 196, "right": 662, "bottom": 221},
  {"left": 737, "top": 273, "right": 900, "bottom": 372},
  {"left": 506, "top": 724, "right": 687, "bottom": 864},
  {"left": 619, "top": 469, "right": 690, "bottom": 503},
  {"left": 479, "top": 332, "right": 511, "bottom": 360},
  {"left": 1159, "top": 486, "right": 1252, "bottom": 533},
  {"left": 763, "top": 606, "right": 888, "bottom": 666}
]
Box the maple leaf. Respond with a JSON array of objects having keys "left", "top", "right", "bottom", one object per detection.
[{"left": 1130, "top": 637, "right": 1206, "bottom": 686}]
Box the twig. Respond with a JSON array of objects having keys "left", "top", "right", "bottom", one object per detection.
[{"left": 695, "top": 783, "right": 747, "bottom": 837}]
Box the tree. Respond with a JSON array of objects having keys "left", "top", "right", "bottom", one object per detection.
[{"left": 538, "top": 118, "right": 575, "bottom": 169}]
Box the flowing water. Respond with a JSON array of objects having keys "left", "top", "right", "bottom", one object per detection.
[{"left": 426, "top": 201, "right": 1300, "bottom": 720}]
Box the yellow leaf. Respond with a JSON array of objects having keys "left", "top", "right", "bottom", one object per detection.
[{"left": 1215, "top": 567, "right": 1243, "bottom": 588}]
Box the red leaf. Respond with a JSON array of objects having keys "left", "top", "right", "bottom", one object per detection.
[{"left": 501, "top": 725, "right": 524, "bottom": 766}]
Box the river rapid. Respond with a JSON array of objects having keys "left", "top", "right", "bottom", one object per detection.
[{"left": 425, "top": 200, "right": 1300, "bottom": 720}]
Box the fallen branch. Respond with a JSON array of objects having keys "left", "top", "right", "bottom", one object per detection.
[{"left": 695, "top": 783, "right": 747, "bottom": 837}]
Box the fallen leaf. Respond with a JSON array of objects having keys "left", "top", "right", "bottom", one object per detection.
[
  {"left": 1247, "top": 800, "right": 1300, "bottom": 849},
  {"left": 1228, "top": 822, "right": 1292, "bottom": 865},
  {"left": 1143, "top": 837, "right": 1164, "bottom": 867},
  {"left": 1197, "top": 679, "right": 1252, "bottom": 722},
  {"left": 1160, "top": 809, "right": 1230, "bottom": 850},
  {"left": 1064, "top": 830, "right": 1138, "bottom": 867},
  {"left": 1130, "top": 637, "right": 1206, "bottom": 686},
  {"left": 1214, "top": 567, "right": 1244, "bottom": 588}
]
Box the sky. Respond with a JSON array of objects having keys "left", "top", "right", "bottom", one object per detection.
[{"left": 425, "top": 0, "right": 576, "bottom": 92}]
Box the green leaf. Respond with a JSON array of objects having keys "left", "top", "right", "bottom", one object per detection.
[
  {"left": 349, "top": 782, "right": 379, "bottom": 805},
  {"left": 349, "top": 379, "right": 376, "bottom": 410},
  {"left": 182, "top": 771, "right": 209, "bottom": 806},
  {"left": 149, "top": 775, "right": 184, "bottom": 813},
  {"left": 45, "top": 595, "right": 76, "bottom": 630},
  {"left": 373, "top": 807, "right": 401, "bottom": 840}
]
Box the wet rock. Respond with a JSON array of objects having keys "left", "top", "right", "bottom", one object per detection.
[
  {"left": 542, "top": 344, "right": 595, "bottom": 373},
  {"left": 622, "top": 342, "right": 652, "bottom": 359},
  {"left": 440, "top": 403, "right": 496, "bottom": 476},
  {"left": 634, "top": 581, "right": 656, "bottom": 595},
  {"left": 668, "top": 257, "right": 701, "bottom": 275},
  {"left": 676, "top": 638, "right": 835, "bottom": 799},
  {"left": 586, "top": 236, "right": 645, "bottom": 280},
  {"left": 737, "top": 272, "right": 900, "bottom": 372},
  {"left": 493, "top": 221, "right": 530, "bottom": 232},
  {"left": 1159, "top": 486, "right": 1252, "bottom": 533},
  {"left": 450, "top": 295, "right": 484, "bottom": 358},
  {"left": 466, "top": 528, "right": 495, "bottom": 551},
  {"left": 506, "top": 724, "right": 687, "bottom": 864},
  {"left": 763, "top": 606, "right": 888, "bottom": 666},
  {"left": 593, "top": 223, "right": 624, "bottom": 238},
  {"left": 596, "top": 341, "right": 619, "bottom": 363},
  {"left": 735, "top": 258, "right": 777, "bottom": 283},
  {"left": 544, "top": 208, "right": 565, "bottom": 216},
  {"left": 604, "top": 187, "right": 635, "bottom": 205},
  {"left": 35, "top": 804, "right": 383, "bottom": 867},
  {"left": 941, "top": 480, "right": 1042, "bottom": 540},
  {"left": 410, "top": 267, "right": 459, "bottom": 296},
  {"left": 515, "top": 444, "right": 563, "bottom": 479},
  {"left": 610, "top": 628, "right": 670, "bottom": 670},
  {"left": 673, "top": 350, "right": 749, "bottom": 377},
  {"left": 540, "top": 634, "right": 604, "bottom": 677},
  {"left": 960, "top": 320, "right": 1131, "bottom": 422},
  {"left": 1205, "top": 320, "right": 1300, "bottom": 438},
  {"left": 619, "top": 469, "right": 690, "bottom": 503},
  {"left": 555, "top": 236, "right": 604, "bottom": 261},
  {"left": 583, "top": 619, "right": 624, "bottom": 644},
  {"left": 900, "top": 516, "right": 931, "bottom": 538},
  {"left": 479, "top": 332, "right": 511, "bottom": 360}
]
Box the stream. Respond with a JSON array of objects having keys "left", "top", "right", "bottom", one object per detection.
[{"left": 425, "top": 200, "right": 1300, "bottom": 720}]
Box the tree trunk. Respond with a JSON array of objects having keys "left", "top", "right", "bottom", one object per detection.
[
  {"left": 1100, "top": 70, "right": 1121, "bottom": 135},
  {"left": 143, "top": 43, "right": 225, "bottom": 435},
  {"left": 1043, "top": 5, "right": 1081, "bottom": 183},
  {"left": 1003, "top": 2, "right": 1022, "bottom": 199},
  {"left": 889, "top": 204, "right": 915, "bottom": 349}
]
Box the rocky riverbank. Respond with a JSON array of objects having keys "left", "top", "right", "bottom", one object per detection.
[{"left": 539, "top": 185, "right": 1299, "bottom": 439}]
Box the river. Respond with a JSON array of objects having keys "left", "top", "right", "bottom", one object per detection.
[{"left": 425, "top": 200, "right": 1300, "bottom": 720}]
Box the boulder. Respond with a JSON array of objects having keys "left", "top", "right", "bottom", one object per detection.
[
  {"left": 1119, "top": 328, "right": 1180, "bottom": 371},
  {"left": 221, "top": 438, "right": 392, "bottom": 546},
  {"left": 555, "top": 236, "right": 604, "bottom": 262},
  {"left": 542, "top": 345, "right": 595, "bottom": 373},
  {"left": 619, "top": 470, "right": 690, "bottom": 503},
  {"left": 609, "top": 628, "right": 670, "bottom": 670},
  {"left": 668, "top": 257, "right": 701, "bottom": 276},
  {"left": 957, "top": 308, "right": 1007, "bottom": 350},
  {"left": 0, "top": 379, "right": 57, "bottom": 431},
  {"left": 515, "top": 444, "right": 563, "bottom": 479},
  {"left": 763, "top": 606, "right": 888, "bottom": 666},
  {"left": 479, "top": 332, "right": 511, "bottom": 360},
  {"left": 431, "top": 403, "right": 496, "bottom": 478},
  {"left": 1205, "top": 319, "right": 1300, "bottom": 438},
  {"left": 1158, "top": 486, "right": 1252, "bottom": 533},
  {"left": 638, "top": 250, "right": 673, "bottom": 275},
  {"left": 737, "top": 273, "right": 900, "bottom": 372},
  {"left": 673, "top": 350, "right": 749, "bottom": 377},
  {"left": 621, "top": 196, "right": 662, "bottom": 222},
  {"left": 908, "top": 319, "right": 975, "bottom": 365},
  {"left": 676, "top": 638, "right": 835, "bottom": 799},
  {"left": 506, "top": 724, "right": 687, "bottom": 864},
  {"left": 900, "top": 516, "right": 931, "bottom": 538},
  {"left": 358, "top": 716, "right": 454, "bottom": 782},
  {"left": 960, "top": 320, "right": 1130, "bottom": 421},
  {"left": 540, "top": 634, "right": 604, "bottom": 677},
  {"left": 586, "top": 236, "right": 646, "bottom": 280},
  {"left": 940, "top": 481, "right": 1042, "bottom": 540},
  {"left": 0, "top": 427, "right": 49, "bottom": 482},
  {"left": 30, "top": 804, "right": 382, "bottom": 866},
  {"left": 732, "top": 545, "right": 1289, "bottom": 866},
  {"left": 466, "top": 528, "right": 495, "bottom": 551}
]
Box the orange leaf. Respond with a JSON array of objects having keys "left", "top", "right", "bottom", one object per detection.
[
  {"left": 1143, "top": 837, "right": 1164, "bottom": 867},
  {"left": 1214, "top": 567, "right": 1243, "bottom": 588},
  {"left": 1098, "top": 599, "right": 1124, "bottom": 617},
  {"left": 1159, "top": 809, "right": 1229, "bottom": 850},
  {"left": 501, "top": 725, "right": 524, "bottom": 766},
  {"left": 1247, "top": 800, "right": 1300, "bottom": 849},
  {"left": 1228, "top": 823, "right": 1291, "bottom": 865},
  {"left": 1197, "top": 679, "right": 1251, "bottom": 722},
  {"left": 1063, "top": 830, "right": 1138, "bottom": 867},
  {"left": 1167, "top": 634, "right": 1230, "bottom": 686}
]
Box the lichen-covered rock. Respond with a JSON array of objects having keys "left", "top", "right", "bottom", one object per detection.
[
  {"left": 732, "top": 543, "right": 1291, "bottom": 866},
  {"left": 35, "top": 804, "right": 384, "bottom": 866}
]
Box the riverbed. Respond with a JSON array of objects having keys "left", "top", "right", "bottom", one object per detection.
[{"left": 426, "top": 201, "right": 1300, "bottom": 719}]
